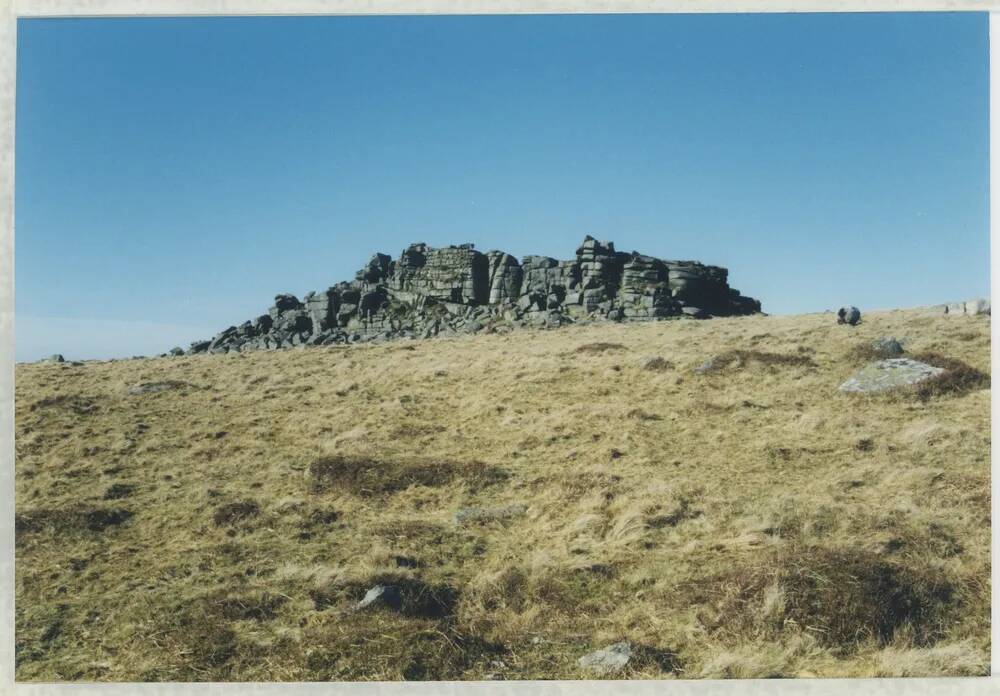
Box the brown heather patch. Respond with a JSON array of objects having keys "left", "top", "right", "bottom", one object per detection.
[
  {"left": 702, "top": 545, "right": 958, "bottom": 649},
  {"left": 307, "top": 455, "right": 509, "bottom": 496},
  {"left": 704, "top": 349, "right": 818, "bottom": 371},
  {"left": 574, "top": 342, "right": 626, "bottom": 354},
  {"left": 212, "top": 500, "right": 260, "bottom": 526},
  {"left": 907, "top": 352, "right": 990, "bottom": 400}
]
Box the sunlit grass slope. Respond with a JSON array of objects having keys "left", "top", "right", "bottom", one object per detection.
[{"left": 14, "top": 307, "right": 991, "bottom": 680}]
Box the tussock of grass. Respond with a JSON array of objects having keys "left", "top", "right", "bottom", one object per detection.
[
  {"left": 15, "top": 506, "right": 133, "bottom": 537},
  {"left": 308, "top": 455, "right": 508, "bottom": 496},
  {"left": 28, "top": 394, "right": 98, "bottom": 414},
  {"left": 574, "top": 342, "right": 626, "bottom": 354},
  {"left": 212, "top": 500, "right": 260, "bottom": 526},
  {"left": 705, "top": 545, "right": 957, "bottom": 649},
  {"left": 699, "top": 349, "right": 817, "bottom": 372},
  {"left": 13, "top": 307, "right": 990, "bottom": 680},
  {"left": 311, "top": 573, "right": 459, "bottom": 619}
]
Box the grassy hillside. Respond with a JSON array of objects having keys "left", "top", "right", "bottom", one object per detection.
[{"left": 14, "top": 307, "right": 991, "bottom": 681}]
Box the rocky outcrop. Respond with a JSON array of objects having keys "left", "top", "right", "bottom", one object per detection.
[{"left": 180, "top": 236, "right": 762, "bottom": 355}]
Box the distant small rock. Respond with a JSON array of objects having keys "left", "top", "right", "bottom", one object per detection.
[
  {"left": 640, "top": 356, "right": 673, "bottom": 371},
  {"left": 693, "top": 358, "right": 716, "bottom": 374},
  {"left": 964, "top": 298, "right": 991, "bottom": 316},
  {"left": 578, "top": 641, "right": 632, "bottom": 675},
  {"left": 355, "top": 584, "right": 402, "bottom": 611},
  {"left": 837, "top": 306, "right": 861, "bottom": 326},
  {"left": 40, "top": 354, "right": 65, "bottom": 363},
  {"left": 839, "top": 358, "right": 944, "bottom": 393},
  {"left": 921, "top": 298, "right": 990, "bottom": 316},
  {"left": 871, "top": 337, "right": 904, "bottom": 357}
]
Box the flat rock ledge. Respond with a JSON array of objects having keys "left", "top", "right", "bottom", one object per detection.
[{"left": 839, "top": 358, "right": 944, "bottom": 394}]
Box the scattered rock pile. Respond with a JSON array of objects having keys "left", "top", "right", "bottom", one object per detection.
[
  {"left": 179, "top": 236, "right": 762, "bottom": 355},
  {"left": 927, "top": 299, "right": 991, "bottom": 316}
]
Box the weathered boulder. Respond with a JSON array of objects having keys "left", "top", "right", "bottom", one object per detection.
[
  {"left": 578, "top": 641, "right": 632, "bottom": 675},
  {"left": 871, "top": 337, "right": 904, "bottom": 357},
  {"left": 273, "top": 293, "right": 302, "bottom": 312},
  {"left": 486, "top": 251, "right": 523, "bottom": 304},
  {"left": 839, "top": 359, "right": 944, "bottom": 393},
  {"left": 965, "top": 298, "right": 990, "bottom": 315},
  {"left": 838, "top": 306, "right": 861, "bottom": 326}
]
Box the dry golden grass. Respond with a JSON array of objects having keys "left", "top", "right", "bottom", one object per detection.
[{"left": 14, "top": 307, "right": 991, "bottom": 681}]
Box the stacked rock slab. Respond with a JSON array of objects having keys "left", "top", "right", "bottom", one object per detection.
[{"left": 184, "top": 236, "right": 762, "bottom": 355}]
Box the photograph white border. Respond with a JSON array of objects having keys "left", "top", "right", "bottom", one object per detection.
[{"left": 1, "top": 1, "right": 996, "bottom": 694}]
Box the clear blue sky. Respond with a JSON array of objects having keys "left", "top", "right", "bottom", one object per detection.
[{"left": 15, "top": 13, "right": 990, "bottom": 361}]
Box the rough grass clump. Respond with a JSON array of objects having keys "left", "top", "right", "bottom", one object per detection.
[
  {"left": 15, "top": 506, "right": 134, "bottom": 539},
  {"left": 215, "top": 591, "right": 288, "bottom": 622},
  {"left": 300, "top": 612, "right": 507, "bottom": 681},
  {"left": 575, "top": 342, "right": 626, "bottom": 354},
  {"left": 906, "top": 352, "right": 990, "bottom": 400},
  {"left": 700, "top": 350, "right": 817, "bottom": 372},
  {"left": 311, "top": 573, "right": 460, "bottom": 619},
  {"left": 705, "top": 545, "right": 957, "bottom": 650},
  {"left": 12, "top": 306, "right": 989, "bottom": 680},
  {"left": 308, "top": 455, "right": 508, "bottom": 496},
  {"left": 28, "top": 394, "right": 98, "bottom": 415},
  {"left": 457, "top": 563, "right": 615, "bottom": 644},
  {"left": 212, "top": 500, "right": 260, "bottom": 526},
  {"left": 102, "top": 483, "right": 136, "bottom": 500}
]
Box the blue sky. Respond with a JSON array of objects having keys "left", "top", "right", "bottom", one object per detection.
[{"left": 15, "top": 13, "right": 990, "bottom": 361}]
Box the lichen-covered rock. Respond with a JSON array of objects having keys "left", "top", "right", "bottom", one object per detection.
[
  {"left": 578, "top": 641, "right": 632, "bottom": 675},
  {"left": 181, "top": 237, "right": 763, "bottom": 354},
  {"left": 871, "top": 337, "right": 904, "bottom": 357},
  {"left": 839, "top": 359, "right": 944, "bottom": 393}
]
